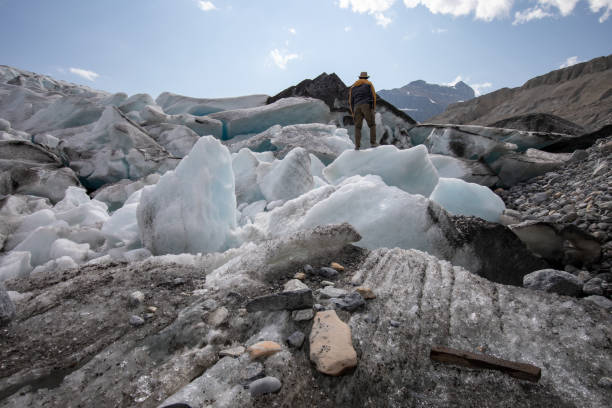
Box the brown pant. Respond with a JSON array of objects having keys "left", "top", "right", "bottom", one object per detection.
[{"left": 353, "top": 104, "right": 376, "bottom": 149}]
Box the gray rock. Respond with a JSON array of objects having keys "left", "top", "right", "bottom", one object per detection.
[
  {"left": 330, "top": 292, "right": 365, "bottom": 312},
  {"left": 246, "top": 289, "right": 314, "bottom": 312},
  {"left": 201, "top": 298, "right": 218, "bottom": 310},
  {"left": 283, "top": 279, "right": 308, "bottom": 292},
  {"left": 319, "top": 286, "right": 348, "bottom": 299},
  {"left": 389, "top": 320, "right": 401, "bottom": 327},
  {"left": 0, "top": 283, "right": 16, "bottom": 326},
  {"left": 523, "top": 269, "right": 583, "bottom": 296},
  {"left": 583, "top": 278, "right": 605, "bottom": 296},
  {"left": 533, "top": 192, "right": 549, "bottom": 204},
  {"left": 597, "top": 377, "right": 612, "bottom": 388},
  {"left": 241, "top": 362, "right": 265, "bottom": 383},
  {"left": 128, "top": 290, "right": 145, "bottom": 307},
  {"left": 287, "top": 330, "right": 306, "bottom": 348},
  {"left": 207, "top": 307, "right": 229, "bottom": 327},
  {"left": 303, "top": 264, "right": 314, "bottom": 274},
  {"left": 292, "top": 308, "right": 314, "bottom": 321},
  {"left": 249, "top": 376, "right": 282, "bottom": 396},
  {"left": 129, "top": 315, "right": 145, "bottom": 327},
  {"left": 569, "top": 149, "right": 588, "bottom": 162},
  {"left": 582, "top": 295, "right": 612, "bottom": 312},
  {"left": 318, "top": 267, "right": 339, "bottom": 279}
]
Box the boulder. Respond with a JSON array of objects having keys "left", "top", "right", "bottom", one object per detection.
[{"left": 523, "top": 269, "right": 583, "bottom": 296}]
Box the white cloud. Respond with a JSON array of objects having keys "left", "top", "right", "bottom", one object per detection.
[
  {"left": 338, "top": 0, "right": 395, "bottom": 25},
  {"left": 470, "top": 82, "right": 493, "bottom": 96},
  {"left": 374, "top": 12, "right": 392, "bottom": 26},
  {"left": 344, "top": 26, "right": 352, "bottom": 31},
  {"left": 339, "top": 0, "right": 396, "bottom": 13},
  {"left": 588, "top": 0, "right": 612, "bottom": 22},
  {"left": 403, "top": 0, "right": 513, "bottom": 21},
  {"left": 270, "top": 49, "right": 299, "bottom": 69},
  {"left": 443, "top": 75, "right": 463, "bottom": 87},
  {"left": 559, "top": 56, "right": 582, "bottom": 68},
  {"left": 537, "top": 0, "right": 579, "bottom": 16},
  {"left": 431, "top": 27, "right": 448, "bottom": 34},
  {"left": 289, "top": 28, "right": 296, "bottom": 35},
  {"left": 513, "top": 7, "right": 553, "bottom": 24},
  {"left": 69, "top": 68, "right": 99, "bottom": 81},
  {"left": 197, "top": 1, "right": 216, "bottom": 11}
]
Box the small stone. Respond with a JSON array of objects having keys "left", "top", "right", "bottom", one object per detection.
[
  {"left": 293, "top": 272, "right": 306, "bottom": 280},
  {"left": 246, "top": 289, "right": 314, "bottom": 312},
  {"left": 314, "top": 303, "right": 325, "bottom": 311},
  {"left": 583, "top": 278, "right": 605, "bottom": 296},
  {"left": 533, "top": 192, "right": 549, "bottom": 204},
  {"left": 569, "top": 149, "right": 588, "bottom": 162},
  {"left": 146, "top": 306, "right": 157, "bottom": 313},
  {"left": 287, "top": 330, "right": 306, "bottom": 348},
  {"left": 303, "top": 264, "right": 314, "bottom": 274},
  {"left": 309, "top": 310, "right": 357, "bottom": 375},
  {"left": 292, "top": 308, "right": 314, "bottom": 321},
  {"left": 389, "top": 320, "right": 401, "bottom": 327},
  {"left": 207, "top": 307, "right": 229, "bottom": 327},
  {"left": 128, "top": 291, "right": 145, "bottom": 307},
  {"left": 219, "top": 346, "right": 246, "bottom": 358},
  {"left": 249, "top": 376, "right": 282, "bottom": 396},
  {"left": 355, "top": 286, "right": 376, "bottom": 300},
  {"left": 318, "top": 267, "right": 339, "bottom": 279},
  {"left": 577, "top": 270, "right": 593, "bottom": 283},
  {"left": 319, "top": 286, "right": 348, "bottom": 299},
  {"left": 129, "top": 315, "right": 145, "bottom": 327},
  {"left": 597, "top": 377, "right": 612, "bottom": 388},
  {"left": 283, "top": 279, "right": 309, "bottom": 292},
  {"left": 330, "top": 262, "right": 345, "bottom": 271},
  {"left": 330, "top": 292, "right": 366, "bottom": 312},
  {"left": 202, "top": 298, "right": 218, "bottom": 310},
  {"left": 583, "top": 295, "right": 612, "bottom": 312},
  {"left": 238, "top": 308, "right": 248, "bottom": 316},
  {"left": 321, "top": 280, "right": 335, "bottom": 287},
  {"left": 247, "top": 341, "right": 282, "bottom": 359}
]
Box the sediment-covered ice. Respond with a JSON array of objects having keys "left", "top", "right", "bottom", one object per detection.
[
  {"left": 141, "top": 105, "right": 223, "bottom": 138},
  {"left": 429, "top": 177, "right": 506, "bottom": 222},
  {"left": 208, "top": 97, "right": 330, "bottom": 140},
  {"left": 137, "top": 136, "right": 237, "bottom": 255},
  {"left": 323, "top": 144, "right": 439, "bottom": 197},
  {"left": 156, "top": 92, "right": 269, "bottom": 116}
]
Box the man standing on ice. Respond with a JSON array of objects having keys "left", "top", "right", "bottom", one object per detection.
[{"left": 348, "top": 71, "right": 378, "bottom": 150}]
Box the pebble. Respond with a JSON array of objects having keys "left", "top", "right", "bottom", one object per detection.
[
  {"left": 292, "top": 308, "right": 314, "bottom": 321},
  {"left": 330, "top": 292, "right": 366, "bottom": 312},
  {"left": 287, "top": 330, "right": 306, "bottom": 348},
  {"left": 319, "top": 286, "right": 348, "bottom": 299},
  {"left": 128, "top": 291, "right": 145, "bottom": 307},
  {"left": 330, "top": 262, "right": 345, "bottom": 271},
  {"left": 283, "top": 279, "right": 309, "bottom": 292},
  {"left": 321, "top": 280, "right": 335, "bottom": 286},
  {"left": 389, "top": 319, "right": 401, "bottom": 327},
  {"left": 146, "top": 306, "right": 157, "bottom": 313},
  {"left": 129, "top": 315, "right": 145, "bottom": 327},
  {"left": 318, "top": 267, "right": 339, "bottom": 279},
  {"left": 598, "top": 377, "right": 612, "bottom": 388},
  {"left": 219, "top": 346, "right": 246, "bottom": 358},
  {"left": 355, "top": 286, "right": 376, "bottom": 300},
  {"left": 249, "top": 376, "right": 282, "bottom": 396},
  {"left": 303, "top": 264, "right": 314, "bottom": 274},
  {"left": 293, "top": 272, "right": 306, "bottom": 280},
  {"left": 583, "top": 278, "right": 605, "bottom": 296},
  {"left": 309, "top": 310, "right": 357, "bottom": 375},
  {"left": 247, "top": 341, "right": 282, "bottom": 359}
]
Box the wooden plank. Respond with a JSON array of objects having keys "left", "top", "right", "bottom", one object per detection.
[{"left": 430, "top": 345, "right": 541, "bottom": 383}]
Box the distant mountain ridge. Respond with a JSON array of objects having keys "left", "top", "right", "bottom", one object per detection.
[
  {"left": 378, "top": 80, "right": 475, "bottom": 122},
  {"left": 430, "top": 54, "right": 612, "bottom": 132}
]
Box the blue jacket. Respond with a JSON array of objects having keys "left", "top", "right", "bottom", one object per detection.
[{"left": 349, "top": 79, "right": 376, "bottom": 113}]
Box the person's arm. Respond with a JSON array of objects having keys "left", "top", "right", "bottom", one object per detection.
[{"left": 370, "top": 82, "right": 376, "bottom": 111}]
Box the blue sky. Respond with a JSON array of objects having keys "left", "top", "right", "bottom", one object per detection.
[{"left": 1, "top": 0, "right": 610, "bottom": 98}]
